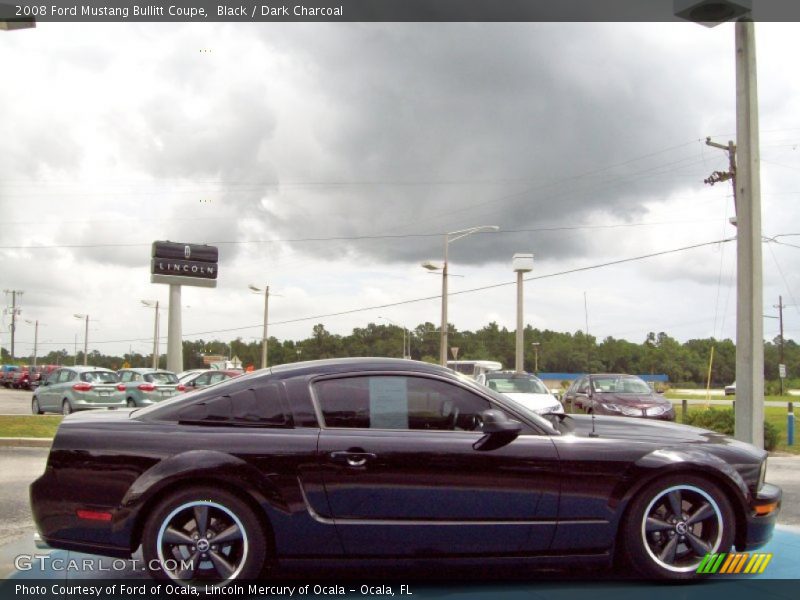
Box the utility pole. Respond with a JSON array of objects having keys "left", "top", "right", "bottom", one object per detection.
[
  {"left": 704, "top": 137, "right": 737, "bottom": 216},
  {"left": 733, "top": 19, "right": 764, "bottom": 448},
  {"left": 776, "top": 295, "right": 785, "bottom": 395},
  {"left": 3, "top": 289, "right": 23, "bottom": 360},
  {"left": 261, "top": 286, "right": 269, "bottom": 369}
]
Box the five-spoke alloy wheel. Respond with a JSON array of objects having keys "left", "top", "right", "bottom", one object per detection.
[
  {"left": 621, "top": 475, "right": 734, "bottom": 579},
  {"left": 142, "top": 487, "right": 266, "bottom": 585}
]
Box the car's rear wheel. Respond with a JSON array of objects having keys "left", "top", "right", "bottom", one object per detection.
[
  {"left": 32, "top": 398, "right": 43, "bottom": 415},
  {"left": 142, "top": 487, "right": 266, "bottom": 586},
  {"left": 127, "top": 398, "right": 136, "bottom": 408},
  {"left": 62, "top": 400, "right": 73, "bottom": 415},
  {"left": 621, "top": 474, "right": 734, "bottom": 580}
]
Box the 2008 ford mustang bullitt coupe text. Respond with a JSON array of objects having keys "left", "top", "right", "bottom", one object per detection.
[{"left": 30, "top": 358, "right": 781, "bottom": 584}]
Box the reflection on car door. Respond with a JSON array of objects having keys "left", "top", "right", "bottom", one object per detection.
[{"left": 314, "top": 374, "right": 560, "bottom": 557}]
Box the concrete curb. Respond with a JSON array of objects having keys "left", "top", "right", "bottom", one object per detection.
[{"left": 0, "top": 437, "right": 52, "bottom": 448}]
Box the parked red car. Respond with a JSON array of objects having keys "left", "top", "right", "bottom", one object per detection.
[{"left": 13, "top": 365, "right": 59, "bottom": 390}]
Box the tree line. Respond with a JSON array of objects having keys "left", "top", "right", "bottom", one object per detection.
[{"left": 4, "top": 322, "right": 797, "bottom": 390}]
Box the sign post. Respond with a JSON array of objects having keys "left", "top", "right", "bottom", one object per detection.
[{"left": 151, "top": 241, "right": 218, "bottom": 373}]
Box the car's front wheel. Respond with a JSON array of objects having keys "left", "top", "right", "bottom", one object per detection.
[
  {"left": 142, "top": 487, "right": 267, "bottom": 586},
  {"left": 32, "top": 397, "right": 43, "bottom": 415},
  {"left": 621, "top": 474, "right": 734, "bottom": 579}
]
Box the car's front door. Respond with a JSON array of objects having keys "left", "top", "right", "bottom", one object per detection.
[{"left": 314, "top": 373, "right": 560, "bottom": 557}]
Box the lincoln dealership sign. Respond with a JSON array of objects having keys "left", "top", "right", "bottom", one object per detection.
[{"left": 151, "top": 241, "right": 219, "bottom": 288}]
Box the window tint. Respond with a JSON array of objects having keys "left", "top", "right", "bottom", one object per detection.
[
  {"left": 178, "top": 384, "right": 290, "bottom": 427},
  {"left": 120, "top": 371, "right": 133, "bottom": 382},
  {"left": 576, "top": 378, "right": 588, "bottom": 393},
  {"left": 314, "top": 376, "right": 490, "bottom": 431}
]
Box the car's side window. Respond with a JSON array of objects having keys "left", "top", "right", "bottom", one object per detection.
[
  {"left": 177, "top": 384, "right": 291, "bottom": 428},
  {"left": 120, "top": 372, "right": 132, "bottom": 383},
  {"left": 194, "top": 374, "right": 209, "bottom": 386},
  {"left": 58, "top": 370, "right": 74, "bottom": 384},
  {"left": 576, "top": 378, "right": 588, "bottom": 394},
  {"left": 314, "top": 376, "right": 491, "bottom": 432}
]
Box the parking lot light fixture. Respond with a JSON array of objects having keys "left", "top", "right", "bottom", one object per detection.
[
  {"left": 422, "top": 226, "right": 499, "bottom": 366},
  {"left": 73, "top": 314, "right": 89, "bottom": 366}
]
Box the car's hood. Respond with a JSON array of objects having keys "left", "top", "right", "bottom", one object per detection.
[
  {"left": 566, "top": 414, "right": 756, "bottom": 450},
  {"left": 592, "top": 393, "right": 670, "bottom": 408}
]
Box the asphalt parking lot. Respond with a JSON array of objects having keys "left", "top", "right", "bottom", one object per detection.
[{"left": 2, "top": 387, "right": 799, "bottom": 586}]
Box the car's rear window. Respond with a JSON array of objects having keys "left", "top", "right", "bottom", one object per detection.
[
  {"left": 80, "top": 371, "right": 117, "bottom": 384},
  {"left": 147, "top": 372, "right": 178, "bottom": 384}
]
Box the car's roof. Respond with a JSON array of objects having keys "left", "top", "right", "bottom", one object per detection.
[
  {"left": 119, "top": 368, "right": 155, "bottom": 373},
  {"left": 63, "top": 366, "right": 116, "bottom": 372},
  {"left": 269, "top": 357, "right": 452, "bottom": 378}
]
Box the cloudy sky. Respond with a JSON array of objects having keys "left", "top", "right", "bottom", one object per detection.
[{"left": 1, "top": 20, "right": 799, "bottom": 362}]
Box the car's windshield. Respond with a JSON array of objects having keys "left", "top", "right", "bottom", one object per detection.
[
  {"left": 592, "top": 376, "right": 651, "bottom": 394},
  {"left": 147, "top": 372, "right": 179, "bottom": 384},
  {"left": 80, "top": 371, "right": 118, "bottom": 384},
  {"left": 487, "top": 376, "right": 549, "bottom": 395}
]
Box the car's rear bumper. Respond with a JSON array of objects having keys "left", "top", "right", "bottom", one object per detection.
[{"left": 738, "top": 482, "right": 781, "bottom": 551}]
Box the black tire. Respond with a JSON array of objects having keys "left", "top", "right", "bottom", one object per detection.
[
  {"left": 141, "top": 486, "right": 266, "bottom": 585},
  {"left": 62, "top": 400, "right": 73, "bottom": 416},
  {"left": 620, "top": 474, "right": 735, "bottom": 580},
  {"left": 32, "top": 397, "right": 43, "bottom": 415},
  {"left": 127, "top": 398, "right": 136, "bottom": 408}
]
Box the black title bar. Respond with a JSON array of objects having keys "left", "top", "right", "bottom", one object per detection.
[{"left": 3, "top": 0, "right": 800, "bottom": 23}]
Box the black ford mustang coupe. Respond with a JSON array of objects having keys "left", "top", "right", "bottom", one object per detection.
[{"left": 31, "top": 358, "right": 780, "bottom": 584}]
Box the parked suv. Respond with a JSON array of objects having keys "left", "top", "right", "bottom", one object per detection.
[
  {"left": 32, "top": 366, "right": 125, "bottom": 415},
  {"left": 116, "top": 368, "right": 183, "bottom": 407}
]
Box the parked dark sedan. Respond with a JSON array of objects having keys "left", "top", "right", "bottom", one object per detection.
[
  {"left": 563, "top": 373, "right": 675, "bottom": 421},
  {"left": 30, "top": 358, "right": 779, "bottom": 585}
]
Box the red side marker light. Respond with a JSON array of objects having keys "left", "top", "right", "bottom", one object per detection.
[{"left": 76, "top": 509, "right": 112, "bottom": 522}]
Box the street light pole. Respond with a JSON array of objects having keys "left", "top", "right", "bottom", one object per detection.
[
  {"left": 513, "top": 254, "right": 534, "bottom": 373},
  {"left": 379, "top": 316, "right": 409, "bottom": 359},
  {"left": 249, "top": 285, "right": 271, "bottom": 369},
  {"left": 532, "top": 342, "right": 540, "bottom": 374},
  {"left": 24, "top": 319, "right": 38, "bottom": 368},
  {"left": 422, "top": 225, "right": 499, "bottom": 367},
  {"left": 73, "top": 314, "right": 89, "bottom": 366},
  {"left": 141, "top": 300, "right": 160, "bottom": 370}
]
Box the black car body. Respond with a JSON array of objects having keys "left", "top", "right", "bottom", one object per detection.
[
  {"left": 30, "top": 358, "right": 780, "bottom": 584},
  {"left": 563, "top": 373, "right": 676, "bottom": 421}
]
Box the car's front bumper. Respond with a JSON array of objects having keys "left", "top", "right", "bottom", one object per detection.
[{"left": 737, "top": 482, "right": 781, "bottom": 551}]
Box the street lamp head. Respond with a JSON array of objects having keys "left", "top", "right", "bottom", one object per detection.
[
  {"left": 73, "top": 313, "right": 86, "bottom": 319},
  {"left": 512, "top": 253, "right": 535, "bottom": 273},
  {"left": 248, "top": 284, "right": 261, "bottom": 293},
  {"left": 421, "top": 260, "right": 444, "bottom": 271},
  {"left": 674, "top": 0, "right": 751, "bottom": 27}
]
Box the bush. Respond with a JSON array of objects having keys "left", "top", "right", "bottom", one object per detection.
[{"left": 685, "top": 408, "right": 778, "bottom": 451}]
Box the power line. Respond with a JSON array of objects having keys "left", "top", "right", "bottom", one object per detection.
[
  {"left": 29, "top": 236, "right": 734, "bottom": 348},
  {"left": 0, "top": 218, "right": 727, "bottom": 251}
]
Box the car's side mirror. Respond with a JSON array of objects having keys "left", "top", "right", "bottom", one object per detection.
[{"left": 480, "top": 409, "right": 522, "bottom": 435}]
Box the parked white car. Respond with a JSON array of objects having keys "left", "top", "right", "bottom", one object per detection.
[
  {"left": 476, "top": 371, "right": 564, "bottom": 415},
  {"left": 725, "top": 381, "right": 736, "bottom": 396}
]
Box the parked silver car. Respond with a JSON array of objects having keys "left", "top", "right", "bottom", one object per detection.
[
  {"left": 32, "top": 366, "right": 125, "bottom": 415},
  {"left": 116, "top": 368, "right": 183, "bottom": 407}
]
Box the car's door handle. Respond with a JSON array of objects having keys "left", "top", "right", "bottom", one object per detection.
[{"left": 329, "top": 451, "right": 377, "bottom": 467}]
